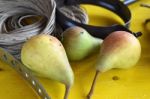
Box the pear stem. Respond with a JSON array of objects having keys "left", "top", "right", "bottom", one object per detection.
[
  {"left": 64, "top": 85, "right": 71, "bottom": 99},
  {"left": 87, "top": 70, "right": 100, "bottom": 99}
]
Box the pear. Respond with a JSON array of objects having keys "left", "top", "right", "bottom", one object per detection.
[
  {"left": 87, "top": 31, "right": 141, "bottom": 99},
  {"left": 62, "top": 26, "right": 103, "bottom": 61},
  {"left": 21, "top": 34, "right": 74, "bottom": 99}
]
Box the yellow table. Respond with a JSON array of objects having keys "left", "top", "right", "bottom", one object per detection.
[{"left": 0, "top": 0, "right": 150, "bottom": 99}]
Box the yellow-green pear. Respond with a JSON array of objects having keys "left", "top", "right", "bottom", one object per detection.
[
  {"left": 21, "top": 34, "right": 74, "bottom": 99},
  {"left": 62, "top": 26, "right": 103, "bottom": 61},
  {"left": 87, "top": 31, "right": 141, "bottom": 99}
]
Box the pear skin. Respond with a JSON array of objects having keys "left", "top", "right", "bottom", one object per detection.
[
  {"left": 62, "top": 26, "right": 103, "bottom": 61},
  {"left": 96, "top": 31, "right": 141, "bottom": 72},
  {"left": 87, "top": 31, "right": 141, "bottom": 99},
  {"left": 21, "top": 34, "right": 74, "bottom": 99}
]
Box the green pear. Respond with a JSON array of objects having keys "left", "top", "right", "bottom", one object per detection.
[
  {"left": 62, "top": 26, "right": 103, "bottom": 61},
  {"left": 87, "top": 31, "right": 141, "bottom": 99},
  {"left": 21, "top": 34, "right": 74, "bottom": 99}
]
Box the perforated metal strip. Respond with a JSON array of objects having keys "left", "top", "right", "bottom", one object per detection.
[{"left": 0, "top": 47, "right": 50, "bottom": 99}]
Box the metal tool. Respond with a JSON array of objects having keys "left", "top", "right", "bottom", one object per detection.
[
  {"left": 57, "top": 0, "right": 142, "bottom": 39},
  {"left": 140, "top": 3, "right": 150, "bottom": 32},
  {"left": 0, "top": 47, "right": 50, "bottom": 99},
  {"left": 140, "top": 3, "right": 150, "bottom": 8},
  {"left": 123, "top": 0, "right": 137, "bottom": 5}
]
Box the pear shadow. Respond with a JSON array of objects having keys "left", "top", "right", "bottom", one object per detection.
[
  {"left": 74, "top": 67, "right": 95, "bottom": 98},
  {"left": 70, "top": 54, "right": 99, "bottom": 98},
  {"left": 70, "top": 53, "right": 99, "bottom": 74}
]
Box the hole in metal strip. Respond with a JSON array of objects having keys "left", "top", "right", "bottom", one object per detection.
[
  {"left": 38, "top": 88, "right": 42, "bottom": 93},
  {"left": 25, "top": 73, "right": 29, "bottom": 78},
  {"left": 32, "top": 80, "right": 36, "bottom": 86},
  {"left": 45, "top": 97, "right": 48, "bottom": 99}
]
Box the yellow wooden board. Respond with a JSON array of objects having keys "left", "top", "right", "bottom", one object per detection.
[{"left": 0, "top": 0, "right": 150, "bottom": 99}]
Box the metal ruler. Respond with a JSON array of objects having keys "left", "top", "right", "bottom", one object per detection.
[{"left": 0, "top": 47, "right": 51, "bottom": 99}]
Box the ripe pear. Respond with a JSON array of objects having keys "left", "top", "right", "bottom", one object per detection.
[
  {"left": 87, "top": 31, "right": 141, "bottom": 99},
  {"left": 62, "top": 26, "right": 103, "bottom": 61},
  {"left": 21, "top": 34, "right": 74, "bottom": 99}
]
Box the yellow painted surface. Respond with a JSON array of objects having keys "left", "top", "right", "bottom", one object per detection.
[{"left": 0, "top": 0, "right": 150, "bottom": 99}]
